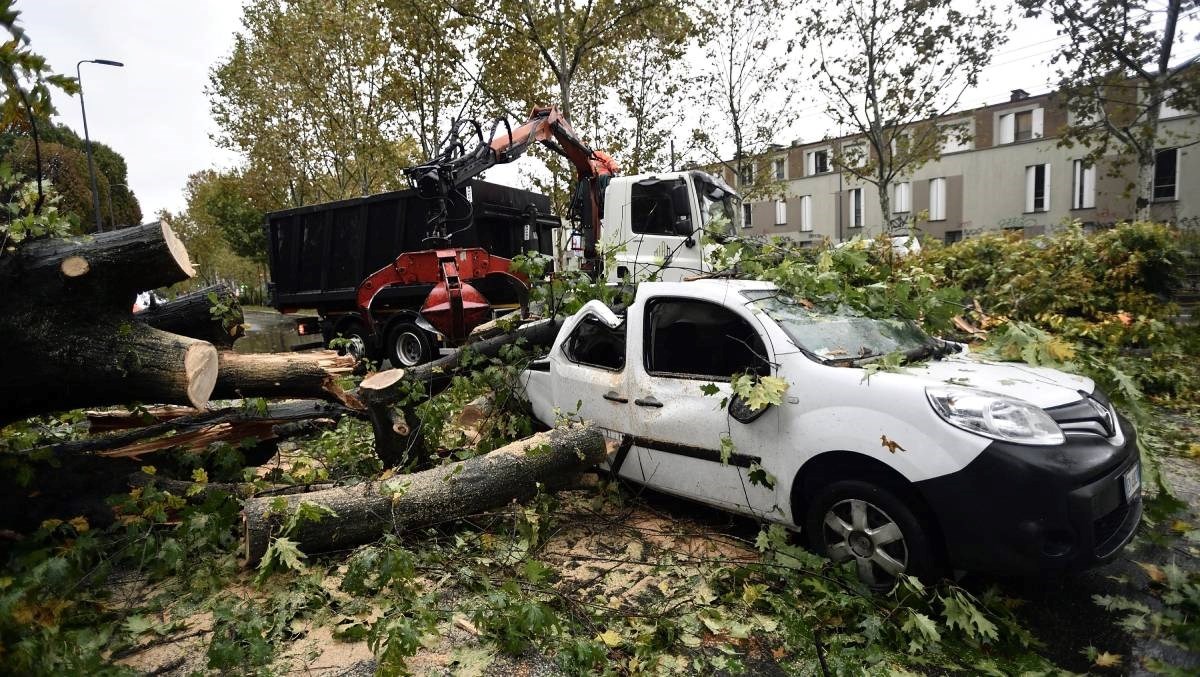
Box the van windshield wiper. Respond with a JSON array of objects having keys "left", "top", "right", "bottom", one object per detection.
[{"left": 823, "top": 340, "right": 955, "bottom": 367}]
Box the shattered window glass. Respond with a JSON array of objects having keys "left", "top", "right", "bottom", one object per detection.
[
  {"left": 646, "top": 299, "right": 768, "bottom": 379},
  {"left": 745, "top": 292, "right": 928, "bottom": 363},
  {"left": 565, "top": 315, "right": 626, "bottom": 371}
]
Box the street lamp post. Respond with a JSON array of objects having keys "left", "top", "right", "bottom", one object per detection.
[{"left": 76, "top": 58, "right": 124, "bottom": 233}]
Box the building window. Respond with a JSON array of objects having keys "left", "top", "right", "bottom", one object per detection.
[
  {"left": 999, "top": 108, "right": 1044, "bottom": 144},
  {"left": 928, "top": 178, "right": 946, "bottom": 221},
  {"left": 805, "top": 149, "right": 829, "bottom": 175},
  {"left": 849, "top": 188, "right": 863, "bottom": 228},
  {"left": 773, "top": 158, "right": 786, "bottom": 181},
  {"left": 894, "top": 182, "right": 911, "bottom": 213},
  {"left": 1155, "top": 148, "right": 1179, "bottom": 201},
  {"left": 799, "top": 195, "right": 812, "bottom": 231},
  {"left": 940, "top": 121, "right": 972, "bottom": 153},
  {"left": 1025, "top": 164, "right": 1050, "bottom": 212},
  {"left": 742, "top": 202, "right": 753, "bottom": 228},
  {"left": 741, "top": 164, "right": 754, "bottom": 186},
  {"left": 944, "top": 230, "right": 962, "bottom": 244},
  {"left": 1071, "top": 160, "right": 1095, "bottom": 209},
  {"left": 775, "top": 199, "right": 787, "bottom": 225},
  {"left": 841, "top": 142, "right": 867, "bottom": 170}
]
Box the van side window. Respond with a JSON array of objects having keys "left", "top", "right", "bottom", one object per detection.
[
  {"left": 564, "top": 315, "right": 626, "bottom": 371},
  {"left": 645, "top": 299, "right": 769, "bottom": 379},
  {"left": 630, "top": 179, "right": 684, "bottom": 236}
]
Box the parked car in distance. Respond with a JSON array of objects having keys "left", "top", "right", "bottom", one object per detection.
[{"left": 521, "top": 279, "right": 1142, "bottom": 588}]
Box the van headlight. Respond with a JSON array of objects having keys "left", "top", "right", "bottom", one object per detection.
[{"left": 926, "top": 387, "right": 1064, "bottom": 446}]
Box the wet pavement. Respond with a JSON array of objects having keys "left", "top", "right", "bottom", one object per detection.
[{"left": 235, "top": 307, "right": 323, "bottom": 354}]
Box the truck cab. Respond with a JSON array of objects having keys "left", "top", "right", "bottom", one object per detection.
[{"left": 598, "top": 170, "right": 740, "bottom": 283}]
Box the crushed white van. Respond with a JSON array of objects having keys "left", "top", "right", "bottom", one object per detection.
[{"left": 521, "top": 279, "right": 1142, "bottom": 587}]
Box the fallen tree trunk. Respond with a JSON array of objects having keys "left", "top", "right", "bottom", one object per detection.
[
  {"left": 38, "top": 400, "right": 351, "bottom": 459},
  {"left": 135, "top": 283, "right": 245, "bottom": 348},
  {"left": 242, "top": 425, "right": 608, "bottom": 565},
  {"left": 0, "top": 221, "right": 218, "bottom": 424},
  {"left": 213, "top": 351, "right": 361, "bottom": 407},
  {"left": 356, "top": 318, "right": 562, "bottom": 467}
]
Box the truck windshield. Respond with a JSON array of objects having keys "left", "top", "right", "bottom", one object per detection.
[
  {"left": 693, "top": 174, "right": 739, "bottom": 239},
  {"left": 744, "top": 291, "right": 931, "bottom": 364}
]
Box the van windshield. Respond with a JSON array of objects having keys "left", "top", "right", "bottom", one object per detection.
[{"left": 743, "top": 291, "right": 932, "bottom": 364}]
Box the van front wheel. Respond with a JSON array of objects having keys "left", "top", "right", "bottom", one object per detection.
[{"left": 805, "top": 480, "right": 938, "bottom": 590}]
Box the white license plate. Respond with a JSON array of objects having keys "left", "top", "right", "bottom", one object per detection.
[{"left": 1123, "top": 462, "right": 1141, "bottom": 501}]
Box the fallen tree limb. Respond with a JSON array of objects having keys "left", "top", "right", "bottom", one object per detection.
[
  {"left": 241, "top": 425, "right": 609, "bottom": 566},
  {"left": 128, "top": 471, "right": 334, "bottom": 500},
  {"left": 135, "top": 283, "right": 245, "bottom": 348},
  {"left": 355, "top": 318, "right": 562, "bottom": 467},
  {"left": 39, "top": 400, "right": 351, "bottom": 458},
  {"left": 213, "top": 351, "right": 361, "bottom": 408}
]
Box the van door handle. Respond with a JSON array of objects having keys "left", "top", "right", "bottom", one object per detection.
[
  {"left": 603, "top": 391, "right": 628, "bottom": 403},
  {"left": 634, "top": 396, "right": 663, "bottom": 408}
]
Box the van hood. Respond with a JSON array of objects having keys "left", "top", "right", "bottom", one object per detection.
[{"left": 903, "top": 354, "right": 1095, "bottom": 409}]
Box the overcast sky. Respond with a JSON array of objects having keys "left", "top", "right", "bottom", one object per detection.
[{"left": 18, "top": 1, "right": 1193, "bottom": 219}]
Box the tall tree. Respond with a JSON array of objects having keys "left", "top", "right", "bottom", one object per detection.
[
  {"left": 209, "top": 0, "right": 467, "bottom": 204},
  {"left": 610, "top": 11, "right": 694, "bottom": 173},
  {"left": 1020, "top": 0, "right": 1199, "bottom": 220},
  {"left": 690, "top": 0, "right": 799, "bottom": 200},
  {"left": 802, "top": 0, "right": 1007, "bottom": 231},
  {"left": 452, "top": 0, "right": 677, "bottom": 123}
]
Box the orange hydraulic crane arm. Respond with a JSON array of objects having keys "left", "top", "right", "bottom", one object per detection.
[{"left": 404, "top": 106, "right": 617, "bottom": 269}]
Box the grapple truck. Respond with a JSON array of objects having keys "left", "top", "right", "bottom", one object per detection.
[{"left": 266, "top": 106, "right": 741, "bottom": 366}]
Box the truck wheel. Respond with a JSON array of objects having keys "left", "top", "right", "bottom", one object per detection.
[
  {"left": 334, "top": 321, "right": 375, "bottom": 361},
  {"left": 805, "top": 480, "right": 939, "bottom": 590},
  {"left": 386, "top": 322, "right": 433, "bottom": 368}
]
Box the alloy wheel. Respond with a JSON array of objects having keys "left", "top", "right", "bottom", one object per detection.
[{"left": 821, "top": 498, "right": 909, "bottom": 587}]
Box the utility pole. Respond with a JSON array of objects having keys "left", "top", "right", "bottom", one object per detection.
[{"left": 76, "top": 58, "right": 124, "bottom": 233}]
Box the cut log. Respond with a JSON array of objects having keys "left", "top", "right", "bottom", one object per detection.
[
  {"left": 213, "top": 351, "right": 361, "bottom": 408},
  {"left": 0, "top": 221, "right": 217, "bottom": 424},
  {"left": 135, "top": 283, "right": 245, "bottom": 348},
  {"left": 241, "top": 425, "right": 609, "bottom": 565}
]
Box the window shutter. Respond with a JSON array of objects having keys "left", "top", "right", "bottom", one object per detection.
[
  {"left": 805, "top": 152, "right": 814, "bottom": 176},
  {"left": 801, "top": 196, "right": 812, "bottom": 231},
  {"left": 1083, "top": 163, "right": 1095, "bottom": 208},
  {"left": 775, "top": 199, "right": 787, "bottom": 225},
  {"left": 1032, "top": 108, "right": 1044, "bottom": 138},
  {"left": 1042, "top": 163, "right": 1050, "bottom": 210},
  {"left": 1025, "top": 166, "right": 1036, "bottom": 212},
  {"left": 999, "top": 113, "right": 1015, "bottom": 144}
]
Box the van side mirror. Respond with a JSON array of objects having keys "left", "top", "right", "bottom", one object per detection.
[{"left": 729, "top": 394, "right": 770, "bottom": 423}]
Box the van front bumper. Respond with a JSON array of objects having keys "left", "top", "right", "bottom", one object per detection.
[{"left": 916, "top": 416, "right": 1141, "bottom": 577}]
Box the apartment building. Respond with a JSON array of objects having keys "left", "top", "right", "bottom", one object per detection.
[{"left": 724, "top": 89, "right": 1199, "bottom": 244}]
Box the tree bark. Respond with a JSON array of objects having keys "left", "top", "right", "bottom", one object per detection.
[
  {"left": 213, "top": 351, "right": 361, "bottom": 408},
  {"left": 135, "top": 283, "right": 245, "bottom": 348},
  {"left": 241, "top": 425, "right": 609, "bottom": 565},
  {"left": 0, "top": 221, "right": 219, "bottom": 425}
]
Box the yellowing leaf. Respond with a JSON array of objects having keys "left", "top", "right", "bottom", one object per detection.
[
  {"left": 68, "top": 516, "right": 89, "bottom": 533},
  {"left": 141, "top": 465, "right": 157, "bottom": 476},
  {"left": 39, "top": 519, "right": 62, "bottom": 531},
  {"left": 1093, "top": 651, "right": 1123, "bottom": 668},
  {"left": 1045, "top": 338, "right": 1076, "bottom": 362},
  {"left": 597, "top": 629, "right": 623, "bottom": 647},
  {"left": 191, "top": 468, "right": 209, "bottom": 484},
  {"left": 1171, "top": 520, "right": 1191, "bottom": 534},
  {"left": 1136, "top": 561, "right": 1166, "bottom": 584}
]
